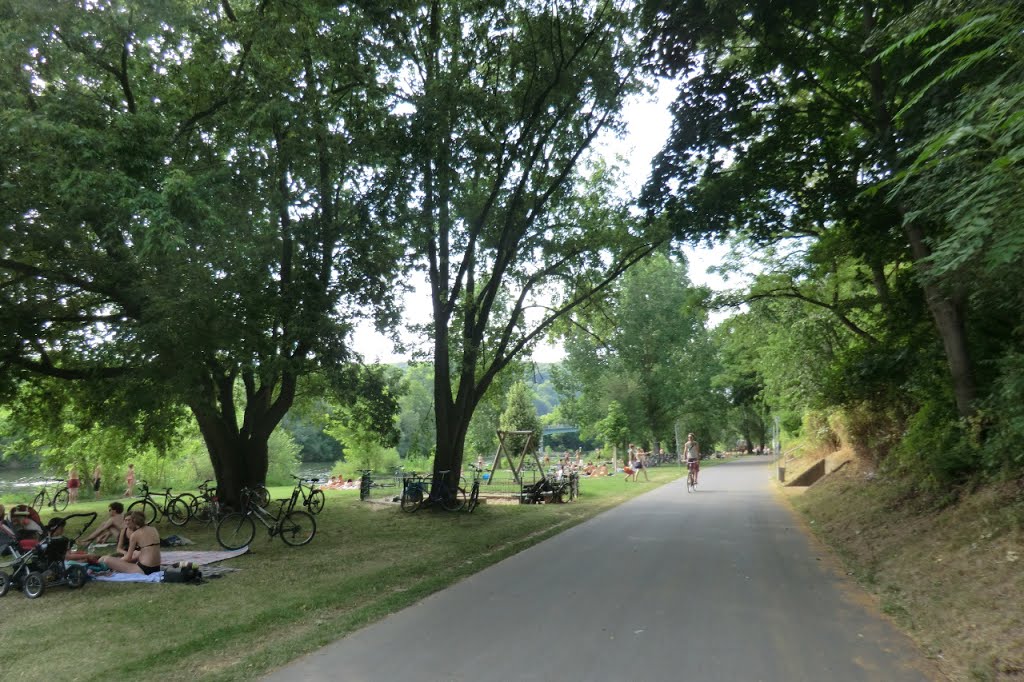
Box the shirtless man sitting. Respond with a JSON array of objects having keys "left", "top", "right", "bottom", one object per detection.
[
  {"left": 101, "top": 511, "right": 162, "bottom": 575},
  {"left": 80, "top": 502, "right": 125, "bottom": 546}
]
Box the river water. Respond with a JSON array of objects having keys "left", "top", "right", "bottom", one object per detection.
[{"left": 0, "top": 467, "right": 56, "bottom": 499}]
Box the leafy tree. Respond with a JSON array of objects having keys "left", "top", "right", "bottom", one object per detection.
[
  {"left": 0, "top": 1, "right": 406, "bottom": 503},
  {"left": 595, "top": 400, "right": 629, "bottom": 463},
  {"left": 499, "top": 380, "right": 541, "bottom": 458},
  {"left": 638, "top": 0, "right": 979, "bottom": 420},
  {"left": 552, "top": 252, "right": 720, "bottom": 450},
  {"left": 396, "top": 364, "right": 436, "bottom": 460},
  {"left": 393, "top": 0, "right": 664, "bottom": 491}
]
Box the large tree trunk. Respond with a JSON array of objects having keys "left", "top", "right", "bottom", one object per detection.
[
  {"left": 904, "top": 223, "right": 976, "bottom": 417},
  {"left": 191, "top": 406, "right": 271, "bottom": 509},
  {"left": 188, "top": 366, "right": 297, "bottom": 508},
  {"left": 431, "top": 317, "right": 471, "bottom": 499}
]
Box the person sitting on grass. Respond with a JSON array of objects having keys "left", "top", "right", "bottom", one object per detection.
[
  {"left": 101, "top": 511, "right": 161, "bottom": 575},
  {"left": 80, "top": 502, "right": 125, "bottom": 547}
]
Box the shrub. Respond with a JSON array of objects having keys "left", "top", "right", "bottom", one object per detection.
[{"left": 892, "top": 399, "right": 977, "bottom": 486}]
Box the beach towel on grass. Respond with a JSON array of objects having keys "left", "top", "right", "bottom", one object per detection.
[
  {"left": 91, "top": 571, "right": 164, "bottom": 583},
  {"left": 160, "top": 546, "right": 248, "bottom": 566}
]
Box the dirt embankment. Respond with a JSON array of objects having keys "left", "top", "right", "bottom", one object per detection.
[{"left": 789, "top": 461, "right": 1024, "bottom": 682}]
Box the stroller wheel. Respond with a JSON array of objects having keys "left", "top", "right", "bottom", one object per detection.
[
  {"left": 0, "top": 570, "right": 10, "bottom": 597},
  {"left": 66, "top": 565, "right": 87, "bottom": 589},
  {"left": 23, "top": 571, "right": 45, "bottom": 599}
]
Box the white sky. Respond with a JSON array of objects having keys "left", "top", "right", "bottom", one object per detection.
[{"left": 352, "top": 79, "right": 733, "bottom": 364}]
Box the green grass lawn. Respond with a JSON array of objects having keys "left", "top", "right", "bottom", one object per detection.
[{"left": 0, "top": 465, "right": 688, "bottom": 681}]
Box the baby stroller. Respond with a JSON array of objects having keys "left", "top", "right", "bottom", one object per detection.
[{"left": 1, "top": 506, "right": 97, "bottom": 599}]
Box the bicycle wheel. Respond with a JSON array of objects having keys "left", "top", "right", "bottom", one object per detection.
[
  {"left": 686, "top": 471, "right": 696, "bottom": 493},
  {"left": 175, "top": 493, "right": 197, "bottom": 514},
  {"left": 32, "top": 491, "right": 46, "bottom": 510},
  {"left": 442, "top": 486, "right": 467, "bottom": 512},
  {"left": 216, "top": 512, "right": 255, "bottom": 550},
  {"left": 167, "top": 497, "right": 191, "bottom": 526},
  {"left": 278, "top": 510, "right": 316, "bottom": 547},
  {"left": 53, "top": 487, "right": 70, "bottom": 511},
  {"left": 466, "top": 483, "right": 480, "bottom": 513},
  {"left": 0, "top": 570, "right": 10, "bottom": 597},
  {"left": 253, "top": 485, "right": 271, "bottom": 508},
  {"left": 193, "top": 500, "right": 214, "bottom": 525},
  {"left": 127, "top": 499, "right": 159, "bottom": 525},
  {"left": 401, "top": 482, "right": 424, "bottom": 513},
  {"left": 307, "top": 489, "right": 325, "bottom": 515}
]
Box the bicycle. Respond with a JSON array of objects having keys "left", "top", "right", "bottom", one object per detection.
[
  {"left": 188, "top": 479, "right": 223, "bottom": 526},
  {"left": 555, "top": 469, "right": 579, "bottom": 503},
  {"left": 358, "top": 467, "right": 404, "bottom": 502},
  {"left": 465, "top": 464, "right": 484, "bottom": 513},
  {"left": 400, "top": 470, "right": 465, "bottom": 513},
  {"left": 216, "top": 486, "right": 316, "bottom": 549},
  {"left": 126, "top": 481, "right": 191, "bottom": 526},
  {"left": 32, "top": 480, "right": 70, "bottom": 512},
  {"left": 291, "top": 475, "right": 326, "bottom": 515},
  {"left": 686, "top": 461, "right": 698, "bottom": 493}
]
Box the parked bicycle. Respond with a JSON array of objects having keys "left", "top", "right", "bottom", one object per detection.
[
  {"left": 291, "top": 475, "right": 326, "bottom": 515},
  {"left": 465, "top": 464, "right": 484, "bottom": 513},
  {"left": 400, "top": 470, "right": 465, "bottom": 513},
  {"left": 32, "top": 480, "right": 70, "bottom": 512},
  {"left": 251, "top": 483, "right": 271, "bottom": 508},
  {"left": 216, "top": 485, "right": 316, "bottom": 549},
  {"left": 358, "top": 467, "right": 404, "bottom": 502},
  {"left": 188, "top": 479, "right": 223, "bottom": 526},
  {"left": 126, "top": 481, "right": 191, "bottom": 526}
]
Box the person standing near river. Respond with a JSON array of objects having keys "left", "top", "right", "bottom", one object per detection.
[
  {"left": 124, "top": 463, "right": 135, "bottom": 497},
  {"left": 92, "top": 463, "right": 102, "bottom": 499},
  {"left": 68, "top": 466, "right": 80, "bottom": 505}
]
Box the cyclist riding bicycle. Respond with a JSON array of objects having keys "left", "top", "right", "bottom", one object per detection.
[{"left": 684, "top": 433, "right": 700, "bottom": 485}]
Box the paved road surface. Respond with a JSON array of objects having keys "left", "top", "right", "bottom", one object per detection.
[{"left": 265, "top": 457, "right": 938, "bottom": 681}]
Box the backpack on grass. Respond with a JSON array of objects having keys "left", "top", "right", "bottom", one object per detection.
[{"left": 162, "top": 562, "right": 203, "bottom": 584}]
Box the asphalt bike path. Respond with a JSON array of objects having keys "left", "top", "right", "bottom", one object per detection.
[{"left": 265, "top": 457, "right": 939, "bottom": 681}]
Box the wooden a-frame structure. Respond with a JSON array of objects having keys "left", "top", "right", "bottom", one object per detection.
[{"left": 488, "top": 429, "right": 542, "bottom": 485}]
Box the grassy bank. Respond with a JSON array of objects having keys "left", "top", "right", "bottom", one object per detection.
[
  {"left": 789, "top": 463, "right": 1024, "bottom": 681},
  {"left": 0, "top": 465, "right": 688, "bottom": 682}
]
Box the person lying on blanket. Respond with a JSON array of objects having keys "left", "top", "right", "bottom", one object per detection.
[{"left": 100, "top": 511, "right": 162, "bottom": 575}]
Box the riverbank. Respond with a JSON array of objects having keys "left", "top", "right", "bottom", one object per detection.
[{"left": 789, "top": 461, "right": 1024, "bottom": 681}]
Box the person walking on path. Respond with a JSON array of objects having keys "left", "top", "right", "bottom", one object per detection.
[
  {"left": 684, "top": 433, "right": 700, "bottom": 485},
  {"left": 635, "top": 448, "right": 650, "bottom": 481}
]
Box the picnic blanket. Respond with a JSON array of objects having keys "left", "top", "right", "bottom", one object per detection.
[
  {"left": 87, "top": 546, "right": 249, "bottom": 582},
  {"left": 160, "top": 546, "right": 249, "bottom": 566}
]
